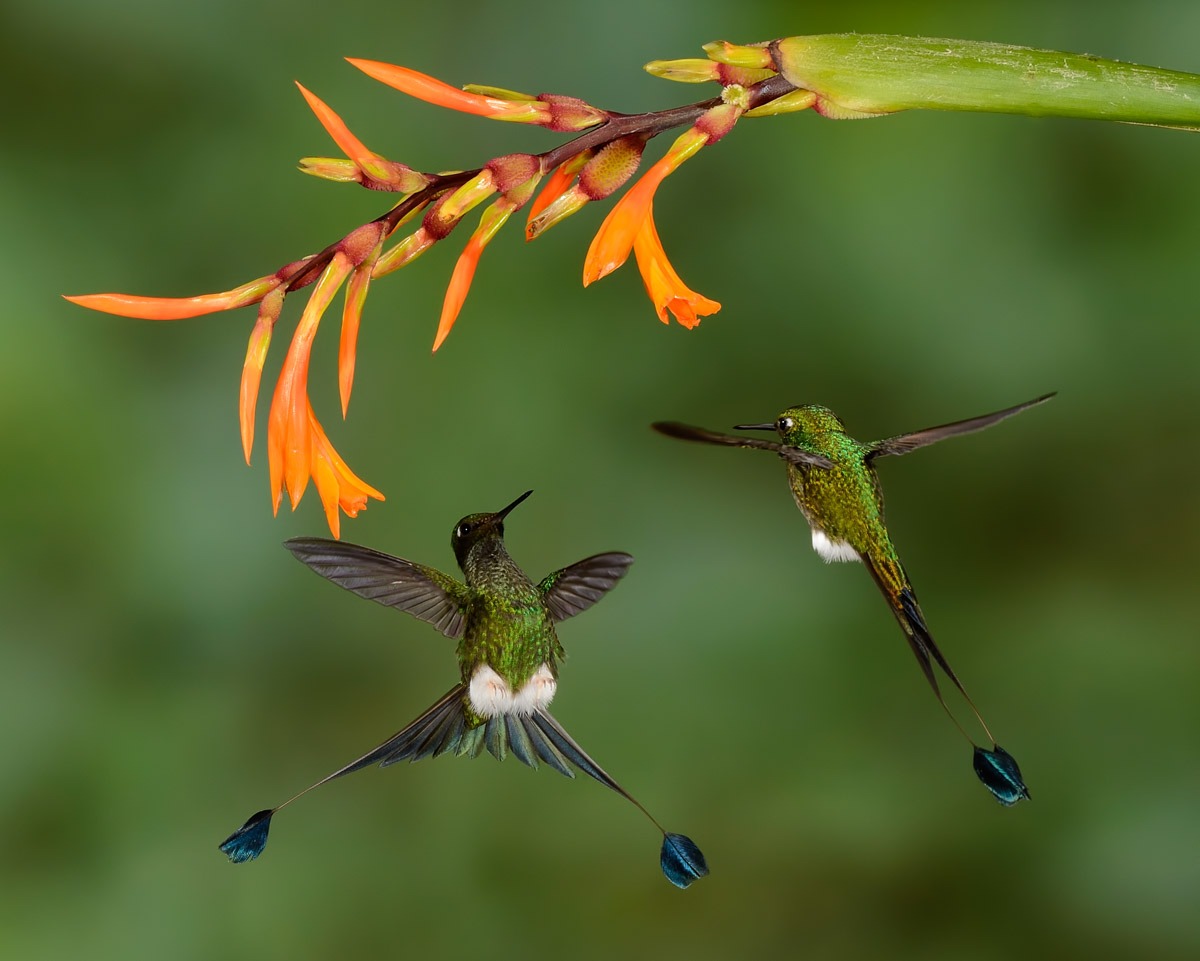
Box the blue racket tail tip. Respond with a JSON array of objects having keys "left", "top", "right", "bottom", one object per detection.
[
  {"left": 660, "top": 832, "right": 708, "bottom": 888},
  {"left": 219, "top": 809, "right": 275, "bottom": 863},
  {"left": 973, "top": 745, "right": 1031, "bottom": 806}
]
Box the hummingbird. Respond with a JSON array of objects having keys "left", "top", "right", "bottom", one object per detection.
[
  {"left": 219, "top": 490, "right": 707, "bottom": 888},
  {"left": 652, "top": 394, "right": 1055, "bottom": 806}
]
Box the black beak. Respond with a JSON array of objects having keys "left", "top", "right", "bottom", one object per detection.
[
  {"left": 497, "top": 490, "right": 534, "bottom": 520},
  {"left": 734, "top": 422, "right": 775, "bottom": 432}
]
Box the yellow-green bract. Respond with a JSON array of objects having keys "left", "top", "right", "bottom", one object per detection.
[{"left": 772, "top": 34, "right": 1200, "bottom": 128}]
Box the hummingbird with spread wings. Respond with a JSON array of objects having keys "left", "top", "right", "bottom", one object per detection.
[
  {"left": 219, "top": 490, "right": 708, "bottom": 888},
  {"left": 653, "top": 394, "right": 1054, "bottom": 805}
]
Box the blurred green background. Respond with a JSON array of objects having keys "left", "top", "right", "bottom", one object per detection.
[{"left": 4, "top": 1, "right": 1199, "bottom": 958}]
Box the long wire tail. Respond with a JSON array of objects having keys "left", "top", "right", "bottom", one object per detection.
[
  {"left": 863, "top": 555, "right": 1030, "bottom": 805},
  {"left": 532, "top": 709, "right": 709, "bottom": 888},
  {"left": 219, "top": 685, "right": 469, "bottom": 862}
]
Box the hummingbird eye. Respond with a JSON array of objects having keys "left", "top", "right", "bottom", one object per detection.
[
  {"left": 455, "top": 522, "right": 472, "bottom": 538},
  {"left": 777, "top": 416, "right": 794, "bottom": 432}
]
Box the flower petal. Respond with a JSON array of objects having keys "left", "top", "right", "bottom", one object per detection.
[
  {"left": 526, "top": 155, "right": 587, "bottom": 237},
  {"left": 296, "top": 82, "right": 379, "bottom": 171},
  {"left": 307, "top": 401, "right": 384, "bottom": 538},
  {"left": 266, "top": 253, "right": 354, "bottom": 510},
  {"left": 239, "top": 287, "right": 286, "bottom": 464},
  {"left": 339, "top": 258, "right": 375, "bottom": 418},
  {"left": 346, "top": 59, "right": 551, "bottom": 123},
  {"left": 63, "top": 275, "right": 280, "bottom": 319},
  {"left": 632, "top": 207, "right": 720, "bottom": 329},
  {"left": 582, "top": 128, "right": 707, "bottom": 286},
  {"left": 434, "top": 200, "right": 514, "bottom": 352}
]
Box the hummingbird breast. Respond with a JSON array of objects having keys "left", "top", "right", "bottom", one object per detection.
[
  {"left": 786, "top": 448, "right": 883, "bottom": 563},
  {"left": 458, "top": 578, "right": 563, "bottom": 720}
]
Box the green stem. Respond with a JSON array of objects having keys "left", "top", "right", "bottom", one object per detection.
[{"left": 771, "top": 34, "right": 1200, "bottom": 129}]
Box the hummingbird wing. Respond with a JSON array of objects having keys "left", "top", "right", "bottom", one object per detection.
[
  {"left": 867, "top": 392, "right": 1055, "bottom": 459},
  {"left": 651, "top": 422, "right": 833, "bottom": 469},
  {"left": 284, "top": 538, "right": 471, "bottom": 638},
  {"left": 538, "top": 553, "right": 634, "bottom": 622}
]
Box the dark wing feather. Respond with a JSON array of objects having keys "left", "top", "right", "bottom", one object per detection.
[
  {"left": 284, "top": 537, "right": 470, "bottom": 639},
  {"left": 652, "top": 422, "right": 833, "bottom": 469},
  {"left": 539, "top": 552, "right": 634, "bottom": 622},
  {"left": 868, "top": 393, "right": 1055, "bottom": 459}
]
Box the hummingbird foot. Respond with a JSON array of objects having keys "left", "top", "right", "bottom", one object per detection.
[{"left": 468, "top": 663, "right": 557, "bottom": 718}]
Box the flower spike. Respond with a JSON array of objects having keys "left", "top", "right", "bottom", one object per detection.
[{"left": 72, "top": 37, "right": 1200, "bottom": 534}]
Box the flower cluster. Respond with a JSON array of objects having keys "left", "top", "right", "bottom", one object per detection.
[{"left": 61, "top": 43, "right": 817, "bottom": 535}]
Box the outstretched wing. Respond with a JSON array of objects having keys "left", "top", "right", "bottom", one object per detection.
[
  {"left": 651, "top": 422, "right": 833, "bottom": 469},
  {"left": 284, "top": 537, "right": 470, "bottom": 638},
  {"left": 868, "top": 392, "right": 1055, "bottom": 459},
  {"left": 538, "top": 553, "right": 634, "bottom": 622}
]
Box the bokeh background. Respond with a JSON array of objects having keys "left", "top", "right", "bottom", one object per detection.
[{"left": 4, "top": 1, "right": 1198, "bottom": 958}]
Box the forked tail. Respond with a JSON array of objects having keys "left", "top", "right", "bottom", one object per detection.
[
  {"left": 218, "top": 684, "right": 708, "bottom": 884},
  {"left": 863, "top": 556, "right": 1030, "bottom": 806}
]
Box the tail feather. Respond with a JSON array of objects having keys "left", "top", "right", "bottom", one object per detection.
[
  {"left": 863, "top": 555, "right": 995, "bottom": 745},
  {"left": 220, "top": 687, "right": 709, "bottom": 882},
  {"left": 505, "top": 714, "right": 538, "bottom": 768},
  {"left": 522, "top": 714, "right": 575, "bottom": 777}
]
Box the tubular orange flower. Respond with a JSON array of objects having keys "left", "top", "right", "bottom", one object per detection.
[
  {"left": 63, "top": 275, "right": 282, "bottom": 320},
  {"left": 307, "top": 400, "right": 384, "bottom": 539},
  {"left": 297, "top": 82, "right": 377, "bottom": 172},
  {"left": 338, "top": 252, "right": 378, "bottom": 418},
  {"left": 582, "top": 127, "right": 708, "bottom": 286},
  {"left": 632, "top": 204, "right": 720, "bottom": 329},
  {"left": 347, "top": 59, "right": 552, "bottom": 123},
  {"left": 240, "top": 286, "right": 286, "bottom": 464},
  {"left": 297, "top": 83, "right": 430, "bottom": 192},
  {"left": 435, "top": 199, "right": 515, "bottom": 351},
  {"left": 267, "top": 253, "right": 354, "bottom": 513},
  {"left": 526, "top": 153, "right": 590, "bottom": 228}
]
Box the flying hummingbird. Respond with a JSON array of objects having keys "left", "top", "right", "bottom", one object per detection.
[
  {"left": 219, "top": 490, "right": 707, "bottom": 888},
  {"left": 652, "top": 394, "right": 1055, "bottom": 805}
]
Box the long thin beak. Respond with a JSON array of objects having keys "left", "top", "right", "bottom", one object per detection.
[
  {"left": 734, "top": 422, "right": 775, "bottom": 432},
  {"left": 497, "top": 489, "right": 534, "bottom": 519}
]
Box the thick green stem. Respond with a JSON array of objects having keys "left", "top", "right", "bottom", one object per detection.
[{"left": 771, "top": 34, "right": 1200, "bottom": 129}]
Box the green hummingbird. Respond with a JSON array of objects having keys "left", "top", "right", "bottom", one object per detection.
[
  {"left": 219, "top": 490, "right": 707, "bottom": 888},
  {"left": 652, "top": 394, "right": 1055, "bottom": 805}
]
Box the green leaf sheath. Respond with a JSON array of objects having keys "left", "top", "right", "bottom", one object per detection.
[{"left": 771, "top": 34, "right": 1200, "bottom": 128}]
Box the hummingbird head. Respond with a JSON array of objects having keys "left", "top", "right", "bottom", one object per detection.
[
  {"left": 737, "top": 405, "right": 846, "bottom": 445},
  {"left": 451, "top": 490, "right": 533, "bottom": 569}
]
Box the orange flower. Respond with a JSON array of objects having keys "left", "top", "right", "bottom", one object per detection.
[
  {"left": 582, "top": 128, "right": 708, "bottom": 286},
  {"left": 307, "top": 400, "right": 384, "bottom": 539},
  {"left": 632, "top": 205, "right": 720, "bottom": 329},
  {"left": 435, "top": 200, "right": 516, "bottom": 351},
  {"left": 239, "top": 286, "right": 286, "bottom": 464},
  {"left": 526, "top": 153, "right": 590, "bottom": 231},
  {"left": 63, "top": 275, "right": 282, "bottom": 319},
  {"left": 347, "top": 59, "right": 552, "bottom": 123},
  {"left": 295, "top": 83, "right": 428, "bottom": 192},
  {"left": 266, "top": 253, "right": 353, "bottom": 513}
]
